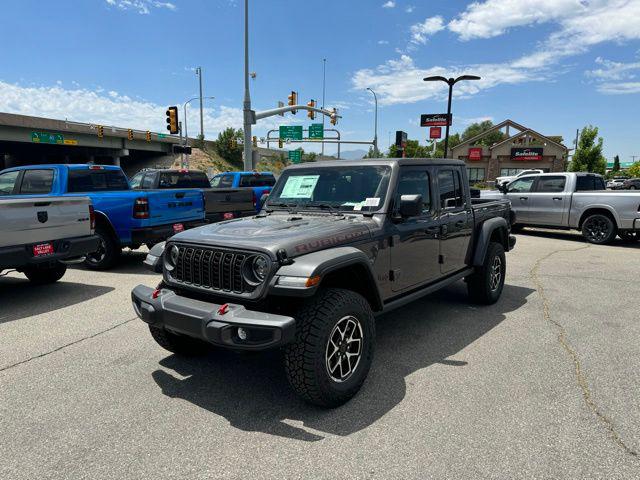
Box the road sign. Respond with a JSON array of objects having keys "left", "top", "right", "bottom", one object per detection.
[
  {"left": 420, "top": 114, "right": 451, "bottom": 127},
  {"left": 31, "top": 132, "right": 64, "bottom": 144},
  {"left": 279, "top": 125, "right": 303, "bottom": 140},
  {"left": 309, "top": 123, "right": 324, "bottom": 140},
  {"left": 157, "top": 133, "right": 167, "bottom": 139},
  {"left": 429, "top": 127, "right": 442, "bottom": 139},
  {"left": 288, "top": 149, "right": 303, "bottom": 163},
  {"left": 63, "top": 139, "right": 78, "bottom": 146}
]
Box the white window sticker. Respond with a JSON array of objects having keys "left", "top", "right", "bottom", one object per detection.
[
  {"left": 280, "top": 175, "right": 320, "bottom": 199},
  {"left": 364, "top": 197, "right": 381, "bottom": 207}
]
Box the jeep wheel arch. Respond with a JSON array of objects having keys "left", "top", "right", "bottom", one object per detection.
[{"left": 472, "top": 217, "right": 509, "bottom": 267}]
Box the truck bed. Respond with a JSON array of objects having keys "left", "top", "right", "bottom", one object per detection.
[{"left": 471, "top": 197, "right": 511, "bottom": 224}]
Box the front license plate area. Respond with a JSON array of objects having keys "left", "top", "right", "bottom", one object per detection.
[{"left": 173, "top": 223, "right": 185, "bottom": 233}]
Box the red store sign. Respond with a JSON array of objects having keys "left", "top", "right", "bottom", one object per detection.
[
  {"left": 429, "top": 127, "right": 442, "bottom": 139},
  {"left": 468, "top": 147, "right": 483, "bottom": 161}
]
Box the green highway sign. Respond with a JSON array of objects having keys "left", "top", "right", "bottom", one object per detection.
[
  {"left": 309, "top": 123, "right": 324, "bottom": 140},
  {"left": 157, "top": 133, "right": 167, "bottom": 139},
  {"left": 288, "top": 149, "right": 303, "bottom": 164},
  {"left": 31, "top": 132, "right": 64, "bottom": 145},
  {"left": 279, "top": 125, "right": 303, "bottom": 140}
]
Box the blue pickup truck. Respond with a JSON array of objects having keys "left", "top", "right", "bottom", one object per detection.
[
  {"left": 209, "top": 171, "right": 275, "bottom": 211},
  {"left": 0, "top": 164, "right": 205, "bottom": 269}
]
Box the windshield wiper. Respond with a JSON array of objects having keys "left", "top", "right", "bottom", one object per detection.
[
  {"left": 265, "top": 201, "right": 298, "bottom": 213},
  {"left": 304, "top": 203, "right": 343, "bottom": 216}
]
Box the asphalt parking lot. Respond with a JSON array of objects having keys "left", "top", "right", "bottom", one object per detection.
[{"left": 1, "top": 230, "right": 639, "bottom": 479}]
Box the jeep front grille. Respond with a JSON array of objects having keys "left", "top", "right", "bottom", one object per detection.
[{"left": 171, "top": 246, "right": 249, "bottom": 294}]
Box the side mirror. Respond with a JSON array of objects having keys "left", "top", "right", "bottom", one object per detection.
[
  {"left": 497, "top": 183, "right": 509, "bottom": 194},
  {"left": 399, "top": 194, "right": 422, "bottom": 218}
]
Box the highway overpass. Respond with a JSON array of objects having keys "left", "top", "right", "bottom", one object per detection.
[{"left": 0, "top": 112, "right": 181, "bottom": 175}]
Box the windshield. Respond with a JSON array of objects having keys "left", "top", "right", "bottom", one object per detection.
[{"left": 266, "top": 165, "right": 392, "bottom": 212}]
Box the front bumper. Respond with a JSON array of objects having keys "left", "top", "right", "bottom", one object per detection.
[
  {"left": 0, "top": 235, "right": 100, "bottom": 270},
  {"left": 130, "top": 220, "right": 204, "bottom": 246},
  {"left": 131, "top": 285, "right": 295, "bottom": 350}
]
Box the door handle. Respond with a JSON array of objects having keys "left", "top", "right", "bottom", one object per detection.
[
  {"left": 519, "top": 197, "right": 528, "bottom": 201},
  {"left": 552, "top": 197, "right": 562, "bottom": 201},
  {"left": 455, "top": 220, "right": 465, "bottom": 227}
]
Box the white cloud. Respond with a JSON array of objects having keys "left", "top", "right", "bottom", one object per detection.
[
  {"left": 596, "top": 82, "right": 640, "bottom": 94},
  {"left": 586, "top": 56, "right": 640, "bottom": 81},
  {"left": 352, "top": 55, "right": 540, "bottom": 106},
  {"left": 377, "top": 40, "right": 389, "bottom": 45},
  {"left": 405, "top": 5, "right": 415, "bottom": 13},
  {"left": 0, "top": 80, "right": 287, "bottom": 138},
  {"left": 382, "top": 1, "right": 395, "bottom": 8},
  {"left": 410, "top": 16, "right": 445, "bottom": 44},
  {"left": 105, "top": 0, "right": 176, "bottom": 15}
]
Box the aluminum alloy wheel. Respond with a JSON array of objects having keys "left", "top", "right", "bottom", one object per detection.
[
  {"left": 325, "top": 315, "right": 363, "bottom": 383},
  {"left": 86, "top": 237, "right": 107, "bottom": 264},
  {"left": 584, "top": 217, "right": 610, "bottom": 243},
  {"left": 489, "top": 255, "right": 502, "bottom": 291}
]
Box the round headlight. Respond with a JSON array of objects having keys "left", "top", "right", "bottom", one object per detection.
[
  {"left": 252, "top": 255, "right": 269, "bottom": 281},
  {"left": 165, "top": 245, "right": 180, "bottom": 271}
]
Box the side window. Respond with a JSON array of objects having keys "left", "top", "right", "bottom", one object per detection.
[
  {"left": 438, "top": 169, "right": 464, "bottom": 209},
  {"left": 0, "top": 171, "right": 20, "bottom": 196},
  {"left": 129, "top": 172, "right": 144, "bottom": 189},
  {"left": 396, "top": 168, "right": 431, "bottom": 215},
  {"left": 141, "top": 174, "right": 155, "bottom": 189},
  {"left": 576, "top": 175, "right": 605, "bottom": 191},
  {"left": 536, "top": 176, "right": 566, "bottom": 193},
  {"left": 19, "top": 169, "right": 54, "bottom": 194},
  {"left": 507, "top": 177, "right": 535, "bottom": 193},
  {"left": 219, "top": 175, "right": 234, "bottom": 188}
]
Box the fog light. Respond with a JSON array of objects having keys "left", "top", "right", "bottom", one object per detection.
[{"left": 237, "top": 327, "right": 248, "bottom": 341}]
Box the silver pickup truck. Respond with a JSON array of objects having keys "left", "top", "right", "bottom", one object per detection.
[
  {"left": 483, "top": 172, "right": 640, "bottom": 244},
  {"left": 0, "top": 196, "right": 99, "bottom": 284}
]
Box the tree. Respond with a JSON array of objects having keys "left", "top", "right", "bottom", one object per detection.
[
  {"left": 627, "top": 162, "right": 640, "bottom": 178},
  {"left": 612, "top": 155, "right": 621, "bottom": 172},
  {"left": 364, "top": 146, "right": 377, "bottom": 158},
  {"left": 461, "top": 120, "right": 505, "bottom": 146},
  {"left": 568, "top": 125, "right": 607, "bottom": 175},
  {"left": 213, "top": 128, "right": 244, "bottom": 169}
]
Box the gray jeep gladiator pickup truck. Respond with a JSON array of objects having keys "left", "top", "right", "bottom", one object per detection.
[{"left": 132, "top": 159, "right": 516, "bottom": 407}]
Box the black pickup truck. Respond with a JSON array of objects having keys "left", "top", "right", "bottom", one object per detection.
[
  {"left": 129, "top": 169, "right": 255, "bottom": 223},
  {"left": 132, "top": 159, "right": 515, "bottom": 407}
]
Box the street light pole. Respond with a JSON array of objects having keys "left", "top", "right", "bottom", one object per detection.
[
  {"left": 183, "top": 96, "right": 214, "bottom": 144},
  {"left": 242, "top": 0, "right": 253, "bottom": 170},
  {"left": 321, "top": 58, "right": 327, "bottom": 156},
  {"left": 423, "top": 75, "right": 481, "bottom": 158},
  {"left": 366, "top": 87, "right": 378, "bottom": 156},
  {"left": 196, "top": 67, "right": 204, "bottom": 139}
]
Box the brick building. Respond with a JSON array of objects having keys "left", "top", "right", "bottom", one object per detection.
[{"left": 450, "top": 119, "right": 568, "bottom": 184}]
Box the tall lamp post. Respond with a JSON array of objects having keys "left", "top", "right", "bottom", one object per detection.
[
  {"left": 195, "top": 67, "right": 205, "bottom": 139},
  {"left": 423, "top": 75, "right": 481, "bottom": 158},
  {"left": 183, "top": 96, "right": 214, "bottom": 144},
  {"left": 366, "top": 87, "right": 379, "bottom": 156},
  {"left": 242, "top": 0, "right": 253, "bottom": 171}
]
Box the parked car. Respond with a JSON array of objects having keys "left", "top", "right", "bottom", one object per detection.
[
  {"left": 0, "top": 165, "right": 205, "bottom": 269},
  {"left": 606, "top": 178, "right": 627, "bottom": 189},
  {"left": 622, "top": 178, "right": 640, "bottom": 190},
  {"left": 132, "top": 159, "right": 516, "bottom": 407},
  {"left": 494, "top": 169, "right": 544, "bottom": 188},
  {"left": 209, "top": 171, "right": 276, "bottom": 211},
  {"left": 129, "top": 168, "right": 255, "bottom": 223},
  {"left": 0, "top": 191, "right": 98, "bottom": 284},
  {"left": 483, "top": 172, "right": 640, "bottom": 244}
]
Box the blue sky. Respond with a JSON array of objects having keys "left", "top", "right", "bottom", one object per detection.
[{"left": 1, "top": 0, "right": 639, "bottom": 159}]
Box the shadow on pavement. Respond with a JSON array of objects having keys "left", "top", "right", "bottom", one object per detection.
[
  {"left": 519, "top": 228, "right": 639, "bottom": 248},
  {"left": 151, "top": 282, "right": 535, "bottom": 442},
  {"left": 72, "top": 250, "right": 158, "bottom": 276},
  {"left": 0, "top": 278, "right": 113, "bottom": 324}
]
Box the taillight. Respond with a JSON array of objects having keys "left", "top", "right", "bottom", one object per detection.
[
  {"left": 89, "top": 205, "right": 96, "bottom": 230},
  {"left": 133, "top": 197, "right": 150, "bottom": 219}
]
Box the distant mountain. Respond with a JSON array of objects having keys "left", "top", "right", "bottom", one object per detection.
[{"left": 339, "top": 149, "right": 369, "bottom": 160}]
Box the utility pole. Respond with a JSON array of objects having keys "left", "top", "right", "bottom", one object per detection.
[
  {"left": 366, "top": 87, "right": 379, "bottom": 156},
  {"left": 196, "top": 67, "right": 204, "bottom": 139},
  {"left": 321, "top": 58, "right": 326, "bottom": 156},
  {"left": 242, "top": 0, "right": 253, "bottom": 171}
]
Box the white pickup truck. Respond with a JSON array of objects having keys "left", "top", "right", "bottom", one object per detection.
[
  {"left": 0, "top": 196, "right": 99, "bottom": 284},
  {"left": 483, "top": 172, "right": 640, "bottom": 244}
]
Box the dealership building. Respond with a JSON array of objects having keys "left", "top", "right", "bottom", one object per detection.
[{"left": 450, "top": 119, "right": 568, "bottom": 184}]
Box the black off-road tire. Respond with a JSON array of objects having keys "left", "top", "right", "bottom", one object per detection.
[
  {"left": 24, "top": 263, "right": 67, "bottom": 285},
  {"left": 148, "top": 325, "right": 211, "bottom": 356},
  {"left": 284, "top": 288, "right": 375, "bottom": 408},
  {"left": 581, "top": 214, "right": 617, "bottom": 245},
  {"left": 467, "top": 242, "right": 506, "bottom": 305},
  {"left": 84, "top": 225, "right": 121, "bottom": 270}
]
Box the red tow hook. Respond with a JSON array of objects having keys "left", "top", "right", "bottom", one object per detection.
[
  {"left": 217, "top": 303, "right": 230, "bottom": 315},
  {"left": 152, "top": 288, "right": 161, "bottom": 299}
]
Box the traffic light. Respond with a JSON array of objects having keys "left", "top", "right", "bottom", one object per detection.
[
  {"left": 97, "top": 125, "right": 104, "bottom": 139},
  {"left": 307, "top": 100, "right": 316, "bottom": 120},
  {"left": 166, "top": 106, "right": 179, "bottom": 134},
  {"left": 330, "top": 108, "right": 338, "bottom": 126},
  {"left": 287, "top": 91, "right": 297, "bottom": 114},
  {"left": 145, "top": 131, "right": 151, "bottom": 142},
  {"left": 278, "top": 138, "right": 283, "bottom": 148},
  {"left": 127, "top": 129, "right": 134, "bottom": 140},
  {"left": 252, "top": 136, "right": 257, "bottom": 148}
]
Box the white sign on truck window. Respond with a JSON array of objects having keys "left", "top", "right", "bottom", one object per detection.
[{"left": 280, "top": 175, "right": 320, "bottom": 199}]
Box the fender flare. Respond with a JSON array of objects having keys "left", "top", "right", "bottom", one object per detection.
[
  {"left": 473, "top": 217, "right": 509, "bottom": 267},
  {"left": 270, "top": 246, "right": 383, "bottom": 310},
  {"left": 93, "top": 210, "right": 120, "bottom": 245}
]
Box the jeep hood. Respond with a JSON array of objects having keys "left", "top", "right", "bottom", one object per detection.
[{"left": 171, "top": 213, "right": 374, "bottom": 258}]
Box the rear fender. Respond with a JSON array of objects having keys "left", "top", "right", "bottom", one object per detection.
[{"left": 473, "top": 217, "right": 509, "bottom": 266}]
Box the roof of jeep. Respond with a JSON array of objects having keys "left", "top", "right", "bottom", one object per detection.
[{"left": 285, "top": 158, "right": 465, "bottom": 169}]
